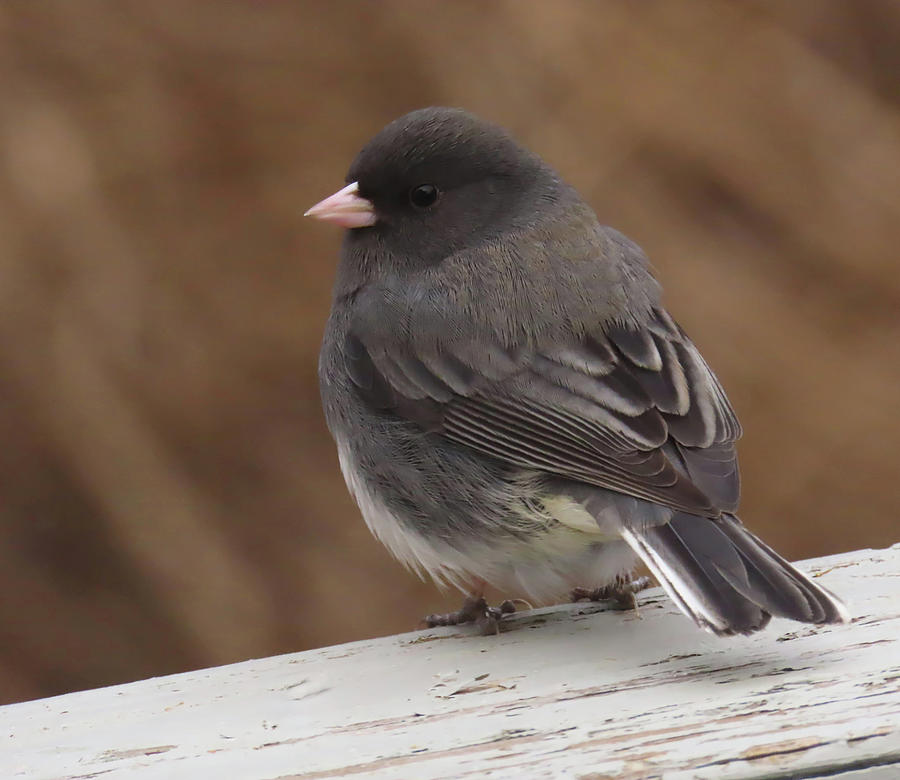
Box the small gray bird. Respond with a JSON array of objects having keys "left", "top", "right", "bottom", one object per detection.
[{"left": 307, "top": 107, "right": 848, "bottom": 636}]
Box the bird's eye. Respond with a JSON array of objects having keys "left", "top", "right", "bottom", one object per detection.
[{"left": 408, "top": 184, "right": 439, "bottom": 209}]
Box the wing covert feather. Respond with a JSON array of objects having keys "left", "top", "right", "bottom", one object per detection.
[{"left": 347, "top": 307, "right": 741, "bottom": 517}]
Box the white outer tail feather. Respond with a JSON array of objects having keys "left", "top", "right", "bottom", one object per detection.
[
  {"left": 621, "top": 528, "right": 732, "bottom": 634},
  {"left": 621, "top": 525, "right": 850, "bottom": 634}
]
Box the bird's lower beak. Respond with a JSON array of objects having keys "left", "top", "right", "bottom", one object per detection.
[{"left": 304, "top": 181, "right": 376, "bottom": 228}]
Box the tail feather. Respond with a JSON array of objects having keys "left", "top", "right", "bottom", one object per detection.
[
  {"left": 715, "top": 519, "right": 848, "bottom": 625},
  {"left": 622, "top": 513, "right": 849, "bottom": 636}
]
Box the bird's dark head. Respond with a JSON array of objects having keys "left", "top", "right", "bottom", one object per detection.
[{"left": 307, "top": 107, "right": 569, "bottom": 278}]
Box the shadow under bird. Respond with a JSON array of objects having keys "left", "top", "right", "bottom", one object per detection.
[{"left": 307, "top": 107, "right": 849, "bottom": 636}]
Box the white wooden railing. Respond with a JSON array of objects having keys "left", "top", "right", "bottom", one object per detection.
[{"left": 3, "top": 544, "right": 899, "bottom": 779}]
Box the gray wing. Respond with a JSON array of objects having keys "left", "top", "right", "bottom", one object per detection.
[{"left": 346, "top": 306, "right": 741, "bottom": 517}]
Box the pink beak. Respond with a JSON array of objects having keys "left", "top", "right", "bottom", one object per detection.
[{"left": 304, "top": 181, "right": 377, "bottom": 229}]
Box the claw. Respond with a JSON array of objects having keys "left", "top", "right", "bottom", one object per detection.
[
  {"left": 424, "top": 596, "right": 519, "bottom": 634},
  {"left": 570, "top": 575, "right": 652, "bottom": 611}
]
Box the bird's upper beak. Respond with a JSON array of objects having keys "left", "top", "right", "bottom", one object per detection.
[{"left": 304, "top": 181, "right": 376, "bottom": 229}]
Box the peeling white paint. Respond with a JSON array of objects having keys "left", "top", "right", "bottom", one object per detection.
[{"left": 2, "top": 545, "right": 899, "bottom": 779}]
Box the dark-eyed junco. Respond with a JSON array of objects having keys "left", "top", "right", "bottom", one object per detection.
[{"left": 307, "top": 107, "right": 848, "bottom": 636}]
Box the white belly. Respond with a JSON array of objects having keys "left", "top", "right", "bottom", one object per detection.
[{"left": 335, "top": 437, "right": 638, "bottom": 601}]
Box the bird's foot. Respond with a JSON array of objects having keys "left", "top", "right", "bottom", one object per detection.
[
  {"left": 571, "top": 575, "right": 652, "bottom": 612},
  {"left": 424, "top": 596, "right": 518, "bottom": 635}
]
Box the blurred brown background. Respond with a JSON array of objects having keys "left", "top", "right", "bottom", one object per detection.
[{"left": 1, "top": 0, "right": 898, "bottom": 706}]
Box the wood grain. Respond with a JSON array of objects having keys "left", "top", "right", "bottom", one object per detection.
[{"left": 2, "top": 546, "right": 898, "bottom": 779}]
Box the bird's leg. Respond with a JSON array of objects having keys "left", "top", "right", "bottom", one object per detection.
[
  {"left": 423, "top": 583, "right": 518, "bottom": 635},
  {"left": 571, "top": 574, "right": 652, "bottom": 612}
]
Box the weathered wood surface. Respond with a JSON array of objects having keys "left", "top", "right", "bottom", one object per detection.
[{"left": 3, "top": 545, "right": 899, "bottom": 780}]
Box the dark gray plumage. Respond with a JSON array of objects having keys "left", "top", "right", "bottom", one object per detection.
[{"left": 310, "top": 107, "right": 848, "bottom": 636}]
